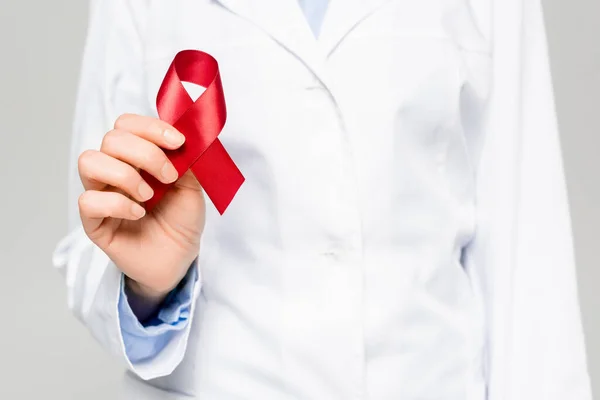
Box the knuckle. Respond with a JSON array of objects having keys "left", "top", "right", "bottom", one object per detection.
[
  {"left": 114, "top": 113, "right": 136, "bottom": 130},
  {"left": 78, "top": 191, "right": 93, "bottom": 212},
  {"left": 101, "top": 129, "right": 128, "bottom": 153},
  {"left": 77, "top": 150, "right": 95, "bottom": 171},
  {"left": 101, "top": 130, "right": 119, "bottom": 151}
]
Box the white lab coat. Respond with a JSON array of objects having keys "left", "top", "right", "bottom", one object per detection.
[{"left": 52, "top": 0, "right": 592, "bottom": 399}]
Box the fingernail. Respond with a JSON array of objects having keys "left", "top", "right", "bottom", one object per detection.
[
  {"left": 163, "top": 129, "right": 185, "bottom": 146},
  {"left": 138, "top": 181, "right": 154, "bottom": 201},
  {"left": 161, "top": 162, "right": 179, "bottom": 183},
  {"left": 131, "top": 203, "right": 146, "bottom": 218}
]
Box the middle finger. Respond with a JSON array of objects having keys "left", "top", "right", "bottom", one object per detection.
[{"left": 101, "top": 129, "right": 179, "bottom": 184}]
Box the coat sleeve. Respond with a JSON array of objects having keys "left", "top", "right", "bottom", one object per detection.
[
  {"left": 51, "top": 0, "right": 201, "bottom": 381},
  {"left": 462, "top": 0, "right": 593, "bottom": 398}
]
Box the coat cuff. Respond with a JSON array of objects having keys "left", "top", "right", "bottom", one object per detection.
[
  {"left": 77, "top": 240, "right": 201, "bottom": 381},
  {"left": 118, "top": 261, "right": 198, "bottom": 364}
]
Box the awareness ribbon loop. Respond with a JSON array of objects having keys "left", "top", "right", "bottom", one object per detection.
[{"left": 141, "top": 50, "right": 244, "bottom": 214}]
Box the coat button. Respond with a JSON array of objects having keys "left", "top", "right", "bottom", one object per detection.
[
  {"left": 320, "top": 240, "right": 351, "bottom": 260},
  {"left": 321, "top": 248, "right": 341, "bottom": 259}
]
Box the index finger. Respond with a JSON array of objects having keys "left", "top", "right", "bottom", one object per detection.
[{"left": 113, "top": 113, "right": 186, "bottom": 150}]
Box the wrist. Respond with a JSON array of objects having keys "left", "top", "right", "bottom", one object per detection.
[
  {"left": 124, "top": 276, "right": 171, "bottom": 323},
  {"left": 124, "top": 276, "right": 171, "bottom": 304},
  {"left": 122, "top": 257, "right": 198, "bottom": 323}
]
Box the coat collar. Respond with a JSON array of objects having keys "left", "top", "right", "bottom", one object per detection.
[
  {"left": 214, "top": 0, "right": 392, "bottom": 81},
  {"left": 317, "top": 0, "right": 393, "bottom": 57}
]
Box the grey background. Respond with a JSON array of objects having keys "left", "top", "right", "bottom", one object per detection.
[{"left": 0, "top": 1, "right": 597, "bottom": 399}]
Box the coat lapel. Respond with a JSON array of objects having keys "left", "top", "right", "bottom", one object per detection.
[
  {"left": 214, "top": 0, "right": 326, "bottom": 75},
  {"left": 215, "top": 0, "right": 394, "bottom": 77},
  {"left": 318, "top": 0, "right": 393, "bottom": 57}
]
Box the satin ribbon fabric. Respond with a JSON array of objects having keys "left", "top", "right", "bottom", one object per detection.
[{"left": 141, "top": 50, "right": 244, "bottom": 214}]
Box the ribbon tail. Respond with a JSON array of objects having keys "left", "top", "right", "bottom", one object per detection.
[{"left": 191, "top": 139, "right": 245, "bottom": 215}]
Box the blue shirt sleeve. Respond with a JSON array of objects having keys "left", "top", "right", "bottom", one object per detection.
[{"left": 118, "top": 260, "right": 199, "bottom": 364}]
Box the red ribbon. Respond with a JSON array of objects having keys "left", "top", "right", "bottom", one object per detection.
[{"left": 141, "top": 50, "right": 244, "bottom": 214}]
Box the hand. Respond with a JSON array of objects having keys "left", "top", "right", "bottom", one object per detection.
[{"left": 77, "top": 113, "right": 205, "bottom": 302}]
